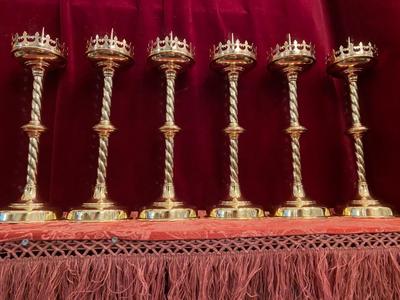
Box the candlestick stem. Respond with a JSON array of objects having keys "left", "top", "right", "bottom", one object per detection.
[
  {"left": 20, "top": 66, "right": 46, "bottom": 204},
  {"left": 287, "top": 71, "right": 306, "bottom": 203},
  {"left": 92, "top": 66, "right": 115, "bottom": 203},
  {"left": 161, "top": 67, "right": 179, "bottom": 202},
  {"left": 227, "top": 70, "right": 242, "bottom": 201},
  {"left": 346, "top": 72, "right": 373, "bottom": 202}
]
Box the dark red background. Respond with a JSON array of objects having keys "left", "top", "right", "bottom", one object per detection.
[{"left": 0, "top": 0, "right": 399, "bottom": 216}]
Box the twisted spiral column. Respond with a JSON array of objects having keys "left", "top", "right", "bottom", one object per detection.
[
  {"left": 165, "top": 70, "right": 176, "bottom": 124},
  {"left": 100, "top": 68, "right": 113, "bottom": 121},
  {"left": 288, "top": 73, "right": 299, "bottom": 126},
  {"left": 21, "top": 67, "right": 45, "bottom": 202},
  {"left": 93, "top": 67, "right": 115, "bottom": 201},
  {"left": 347, "top": 73, "right": 371, "bottom": 199},
  {"left": 348, "top": 74, "right": 361, "bottom": 126},
  {"left": 161, "top": 69, "right": 178, "bottom": 200},
  {"left": 287, "top": 72, "right": 305, "bottom": 200},
  {"left": 227, "top": 71, "right": 241, "bottom": 199},
  {"left": 31, "top": 68, "right": 43, "bottom": 122}
]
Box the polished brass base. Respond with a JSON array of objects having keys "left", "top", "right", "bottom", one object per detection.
[
  {"left": 66, "top": 208, "right": 127, "bottom": 221},
  {"left": 139, "top": 200, "right": 197, "bottom": 220},
  {"left": 274, "top": 197, "right": 330, "bottom": 218},
  {"left": 343, "top": 204, "right": 393, "bottom": 218},
  {"left": 275, "top": 206, "right": 330, "bottom": 218},
  {"left": 139, "top": 207, "right": 197, "bottom": 220},
  {"left": 209, "top": 200, "right": 264, "bottom": 219},
  {"left": 66, "top": 200, "right": 127, "bottom": 221},
  {"left": 0, "top": 200, "right": 57, "bottom": 222},
  {"left": 0, "top": 209, "right": 56, "bottom": 223}
]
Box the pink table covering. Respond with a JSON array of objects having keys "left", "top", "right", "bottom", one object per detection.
[{"left": 1, "top": 217, "right": 400, "bottom": 242}]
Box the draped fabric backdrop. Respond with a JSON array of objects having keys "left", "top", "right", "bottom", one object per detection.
[{"left": 0, "top": 0, "right": 399, "bottom": 215}]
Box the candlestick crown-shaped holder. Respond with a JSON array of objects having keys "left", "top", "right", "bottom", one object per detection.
[
  {"left": 210, "top": 34, "right": 256, "bottom": 72},
  {"left": 327, "top": 38, "right": 376, "bottom": 76},
  {"left": 268, "top": 34, "right": 314, "bottom": 72},
  {"left": 0, "top": 29, "right": 66, "bottom": 222},
  {"left": 139, "top": 33, "right": 196, "bottom": 220},
  {"left": 11, "top": 29, "right": 66, "bottom": 69},
  {"left": 268, "top": 34, "right": 330, "bottom": 218},
  {"left": 208, "top": 34, "right": 264, "bottom": 219},
  {"left": 86, "top": 29, "right": 133, "bottom": 67},
  {"left": 327, "top": 38, "right": 393, "bottom": 217},
  {"left": 67, "top": 30, "right": 132, "bottom": 221},
  {"left": 147, "top": 32, "right": 194, "bottom": 68}
]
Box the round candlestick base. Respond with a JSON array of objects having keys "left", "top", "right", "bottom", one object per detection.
[
  {"left": 275, "top": 206, "right": 330, "bottom": 218},
  {"left": 66, "top": 208, "right": 127, "bottom": 222},
  {"left": 275, "top": 198, "right": 330, "bottom": 218},
  {"left": 67, "top": 200, "right": 127, "bottom": 221},
  {"left": 139, "top": 200, "right": 197, "bottom": 220},
  {"left": 343, "top": 201, "right": 393, "bottom": 218},
  {"left": 209, "top": 198, "right": 265, "bottom": 219},
  {"left": 0, "top": 208, "right": 56, "bottom": 223}
]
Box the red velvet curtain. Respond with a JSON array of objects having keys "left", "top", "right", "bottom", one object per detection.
[{"left": 0, "top": 0, "right": 399, "bottom": 215}]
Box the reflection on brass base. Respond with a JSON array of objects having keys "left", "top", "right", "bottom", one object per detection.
[
  {"left": 0, "top": 201, "right": 56, "bottom": 222},
  {"left": 66, "top": 208, "right": 127, "bottom": 221},
  {"left": 275, "top": 206, "right": 330, "bottom": 218},
  {"left": 66, "top": 201, "right": 127, "bottom": 221},
  {"left": 275, "top": 198, "right": 330, "bottom": 218},
  {"left": 139, "top": 200, "right": 197, "bottom": 220},
  {"left": 0, "top": 209, "right": 56, "bottom": 223},
  {"left": 343, "top": 203, "right": 393, "bottom": 218},
  {"left": 209, "top": 199, "right": 265, "bottom": 219}
]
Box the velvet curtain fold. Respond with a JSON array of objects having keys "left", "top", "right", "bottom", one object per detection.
[{"left": 0, "top": 0, "right": 399, "bottom": 214}]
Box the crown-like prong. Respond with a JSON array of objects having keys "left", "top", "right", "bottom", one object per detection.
[
  {"left": 210, "top": 34, "right": 256, "bottom": 70},
  {"left": 11, "top": 29, "right": 66, "bottom": 67},
  {"left": 327, "top": 38, "right": 376, "bottom": 75},
  {"left": 147, "top": 32, "right": 194, "bottom": 67},
  {"left": 268, "top": 34, "right": 315, "bottom": 71},
  {"left": 86, "top": 29, "right": 133, "bottom": 64}
]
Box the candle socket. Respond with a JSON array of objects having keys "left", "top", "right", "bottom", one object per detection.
[
  {"left": 327, "top": 38, "right": 393, "bottom": 217},
  {"left": 209, "top": 34, "right": 265, "bottom": 219},
  {"left": 66, "top": 30, "right": 132, "bottom": 221},
  {"left": 0, "top": 29, "right": 66, "bottom": 223},
  {"left": 269, "top": 34, "right": 330, "bottom": 218},
  {"left": 138, "top": 33, "right": 197, "bottom": 220}
]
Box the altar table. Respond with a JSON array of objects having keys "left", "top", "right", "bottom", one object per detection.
[{"left": 1, "top": 217, "right": 400, "bottom": 299}]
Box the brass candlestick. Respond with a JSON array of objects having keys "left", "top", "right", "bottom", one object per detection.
[
  {"left": 139, "top": 33, "right": 197, "bottom": 220},
  {"left": 0, "top": 29, "right": 66, "bottom": 222},
  {"left": 67, "top": 30, "right": 133, "bottom": 221},
  {"left": 268, "top": 34, "right": 330, "bottom": 218},
  {"left": 209, "top": 34, "right": 264, "bottom": 219},
  {"left": 327, "top": 38, "right": 393, "bottom": 217}
]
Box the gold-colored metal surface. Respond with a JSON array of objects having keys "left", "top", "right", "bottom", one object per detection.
[
  {"left": 0, "top": 210, "right": 56, "bottom": 223},
  {"left": 209, "top": 34, "right": 264, "bottom": 219},
  {"left": 138, "top": 33, "right": 197, "bottom": 221},
  {"left": 268, "top": 34, "right": 330, "bottom": 218},
  {"left": 327, "top": 38, "right": 393, "bottom": 218},
  {"left": 66, "top": 208, "right": 127, "bottom": 222},
  {"left": 0, "top": 29, "right": 66, "bottom": 223},
  {"left": 66, "top": 29, "right": 132, "bottom": 221},
  {"left": 139, "top": 201, "right": 197, "bottom": 220},
  {"left": 275, "top": 206, "right": 331, "bottom": 218},
  {"left": 209, "top": 202, "right": 265, "bottom": 219}
]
